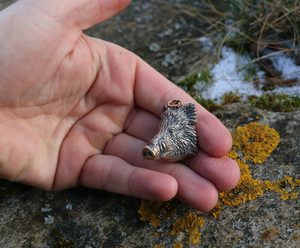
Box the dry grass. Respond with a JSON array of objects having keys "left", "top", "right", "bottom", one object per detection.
[
  {"left": 179, "top": 0, "right": 300, "bottom": 55},
  {"left": 153, "top": 0, "right": 300, "bottom": 86},
  {"left": 212, "top": 0, "right": 300, "bottom": 81}
]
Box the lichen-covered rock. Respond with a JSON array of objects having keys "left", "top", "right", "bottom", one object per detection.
[
  {"left": 1, "top": 101, "right": 299, "bottom": 248},
  {"left": 0, "top": 0, "right": 299, "bottom": 247}
]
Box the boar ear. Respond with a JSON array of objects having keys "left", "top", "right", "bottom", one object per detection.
[{"left": 182, "top": 103, "right": 197, "bottom": 125}]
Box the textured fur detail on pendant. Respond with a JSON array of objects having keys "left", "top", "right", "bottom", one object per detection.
[{"left": 143, "top": 99, "right": 198, "bottom": 162}]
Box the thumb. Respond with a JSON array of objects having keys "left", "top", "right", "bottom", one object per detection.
[
  {"left": 67, "top": 0, "right": 132, "bottom": 30},
  {"left": 22, "top": 0, "right": 131, "bottom": 30}
]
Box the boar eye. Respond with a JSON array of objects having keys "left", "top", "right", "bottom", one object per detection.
[{"left": 161, "top": 141, "right": 167, "bottom": 151}]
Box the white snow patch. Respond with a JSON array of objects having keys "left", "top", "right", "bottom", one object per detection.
[
  {"left": 270, "top": 84, "right": 300, "bottom": 96},
  {"left": 194, "top": 46, "right": 300, "bottom": 102},
  {"left": 196, "top": 47, "right": 262, "bottom": 102},
  {"left": 270, "top": 53, "right": 300, "bottom": 80}
]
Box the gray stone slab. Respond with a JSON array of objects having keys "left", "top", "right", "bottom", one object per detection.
[{"left": 0, "top": 1, "right": 299, "bottom": 247}]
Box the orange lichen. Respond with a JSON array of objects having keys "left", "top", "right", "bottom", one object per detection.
[
  {"left": 228, "top": 150, "right": 239, "bottom": 160},
  {"left": 264, "top": 176, "right": 300, "bottom": 201},
  {"left": 138, "top": 122, "right": 299, "bottom": 246},
  {"left": 138, "top": 201, "right": 164, "bottom": 227},
  {"left": 138, "top": 200, "right": 178, "bottom": 228},
  {"left": 220, "top": 162, "right": 299, "bottom": 206},
  {"left": 138, "top": 202, "right": 206, "bottom": 246},
  {"left": 221, "top": 123, "right": 299, "bottom": 207},
  {"left": 220, "top": 159, "right": 265, "bottom": 206},
  {"left": 170, "top": 212, "right": 205, "bottom": 245},
  {"left": 232, "top": 122, "right": 280, "bottom": 164},
  {"left": 172, "top": 241, "right": 183, "bottom": 248},
  {"left": 211, "top": 202, "right": 222, "bottom": 219}
]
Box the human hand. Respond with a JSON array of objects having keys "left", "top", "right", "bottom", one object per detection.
[{"left": 0, "top": 0, "right": 240, "bottom": 211}]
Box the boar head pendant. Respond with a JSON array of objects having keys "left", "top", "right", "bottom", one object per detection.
[{"left": 142, "top": 99, "right": 198, "bottom": 162}]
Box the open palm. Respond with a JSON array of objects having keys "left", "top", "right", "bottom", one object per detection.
[{"left": 0, "top": 0, "right": 239, "bottom": 211}]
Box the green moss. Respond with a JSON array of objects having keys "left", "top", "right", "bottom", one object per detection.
[
  {"left": 194, "top": 96, "right": 221, "bottom": 112},
  {"left": 222, "top": 92, "right": 241, "bottom": 104},
  {"left": 244, "top": 63, "right": 258, "bottom": 82},
  {"left": 177, "top": 69, "right": 212, "bottom": 95},
  {"left": 177, "top": 73, "right": 200, "bottom": 93},
  {"left": 198, "top": 69, "right": 213, "bottom": 84},
  {"left": 178, "top": 70, "right": 216, "bottom": 112},
  {"left": 194, "top": 92, "right": 240, "bottom": 112},
  {"left": 248, "top": 94, "right": 300, "bottom": 112}
]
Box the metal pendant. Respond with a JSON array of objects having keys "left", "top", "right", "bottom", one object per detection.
[{"left": 142, "top": 99, "right": 198, "bottom": 162}]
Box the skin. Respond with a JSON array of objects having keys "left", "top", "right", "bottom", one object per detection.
[{"left": 0, "top": 0, "right": 240, "bottom": 212}]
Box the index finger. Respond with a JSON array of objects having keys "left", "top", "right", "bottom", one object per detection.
[{"left": 134, "top": 58, "right": 232, "bottom": 157}]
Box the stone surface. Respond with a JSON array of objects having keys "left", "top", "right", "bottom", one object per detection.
[
  {"left": 1, "top": 103, "right": 299, "bottom": 248},
  {"left": 0, "top": 1, "right": 299, "bottom": 248}
]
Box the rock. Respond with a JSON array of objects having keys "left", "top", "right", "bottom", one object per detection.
[
  {"left": 1, "top": 101, "right": 299, "bottom": 248},
  {"left": 148, "top": 43, "right": 161, "bottom": 52},
  {"left": 0, "top": 1, "right": 299, "bottom": 247}
]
